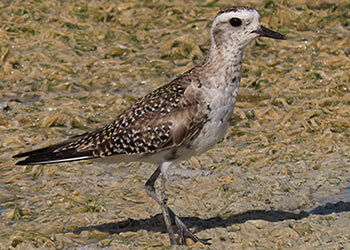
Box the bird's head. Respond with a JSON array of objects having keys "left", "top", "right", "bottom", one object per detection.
[{"left": 211, "top": 6, "right": 286, "bottom": 51}]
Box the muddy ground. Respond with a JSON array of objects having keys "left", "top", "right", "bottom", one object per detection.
[{"left": 0, "top": 0, "right": 349, "bottom": 249}]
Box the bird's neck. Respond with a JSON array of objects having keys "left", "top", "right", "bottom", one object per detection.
[{"left": 198, "top": 45, "right": 244, "bottom": 89}]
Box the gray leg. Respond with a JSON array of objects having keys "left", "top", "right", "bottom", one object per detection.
[
  {"left": 160, "top": 171, "right": 176, "bottom": 244},
  {"left": 145, "top": 165, "right": 211, "bottom": 245},
  {"left": 145, "top": 165, "right": 176, "bottom": 245}
]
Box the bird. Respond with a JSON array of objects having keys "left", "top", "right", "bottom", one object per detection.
[{"left": 13, "top": 6, "right": 286, "bottom": 245}]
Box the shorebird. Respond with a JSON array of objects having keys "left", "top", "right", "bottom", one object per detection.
[{"left": 13, "top": 6, "right": 286, "bottom": 245}]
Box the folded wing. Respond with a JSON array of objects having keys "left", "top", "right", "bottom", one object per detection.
[{"left": 13, "top": 72, "right": 208, "bottom": 166}]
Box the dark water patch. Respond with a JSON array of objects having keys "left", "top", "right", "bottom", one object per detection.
[
  {"left": 309, "top": 187, "right": 350, "bottom": 215},
  {"left": 309, "top": 201, "right": 350, "bottom": 215}
]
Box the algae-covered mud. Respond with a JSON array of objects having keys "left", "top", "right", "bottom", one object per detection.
[{"left": 0, "top": 0, "right": 349, "bottom": 248}]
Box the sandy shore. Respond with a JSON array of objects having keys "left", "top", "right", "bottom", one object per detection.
[{"left": 1, "top": 0, "right": 349, "bottom": 248}]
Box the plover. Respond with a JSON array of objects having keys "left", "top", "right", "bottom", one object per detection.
[{"left": 14, "top": 6, "right": 286, "bottom": 245}]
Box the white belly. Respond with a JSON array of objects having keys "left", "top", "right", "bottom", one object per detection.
[{"left": 192, "top": 104, "right": 235, "bottom": 154}]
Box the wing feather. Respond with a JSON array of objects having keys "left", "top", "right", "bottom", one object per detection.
[{"left": 13, "top": 70, "right": 208, "bottom": 165}]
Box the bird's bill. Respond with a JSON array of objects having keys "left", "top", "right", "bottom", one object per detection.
[{"left": 255, "top": 26, "right": 286, "bottom": 40}]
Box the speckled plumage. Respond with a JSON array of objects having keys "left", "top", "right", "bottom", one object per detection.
[
  {"left": 14, "top": 68, "right": 210, "bottom": 165},
  {"left": 13, "top": 6, "right": 286, "bottom": 245}
]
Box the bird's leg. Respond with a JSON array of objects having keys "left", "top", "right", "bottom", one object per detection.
[
  {"left": 145, "top": 165, "right": 176, "bottom": 245},
  {"left": 159, "top": 171, "right": 177, "bottom": 244},
  {"left": 145, "top": 165, "right": 211, "bottom": 245},
  {"left": 162, "top": 174, "right": 210, "bottom": 245}
]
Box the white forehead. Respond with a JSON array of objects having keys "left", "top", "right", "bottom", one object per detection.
[{"left": 213, "top": 9, "right": 260, "bottom": 26}]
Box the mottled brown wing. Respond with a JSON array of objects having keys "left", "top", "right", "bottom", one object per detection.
[
  {"left": 70, "top": 72, "right": 208, "bottom": 157},
  {"left": 14, "top": 71, "right": 208, "bottom": 165}
]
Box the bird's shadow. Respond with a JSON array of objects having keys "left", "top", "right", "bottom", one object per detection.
[{"left": 72, "top": 201, "right": 350, "bottom": 235}]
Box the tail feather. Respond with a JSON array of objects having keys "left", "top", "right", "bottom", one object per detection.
[
  {"left": 14, "top": 140, "right": 71, "bottom": 159},
  {"left": 13, "top": 139, "right": 95, "bottom": 165}
]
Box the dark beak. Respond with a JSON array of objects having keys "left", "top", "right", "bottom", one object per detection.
[{"left": 254, "top": 26, "right": 286, "bottom": 40}]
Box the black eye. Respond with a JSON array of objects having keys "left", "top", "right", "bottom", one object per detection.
[{"left": 229, "top": 18, "right": 242, "bottom": 27}]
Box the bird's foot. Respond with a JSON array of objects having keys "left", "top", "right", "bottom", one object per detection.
[{"left": 173, "top": 215, "right": 211, "bottom": 245}]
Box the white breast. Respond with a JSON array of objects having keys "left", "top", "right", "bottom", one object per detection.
[{"left": 190, "top": 82, "right": 238, "bottom": 155}]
